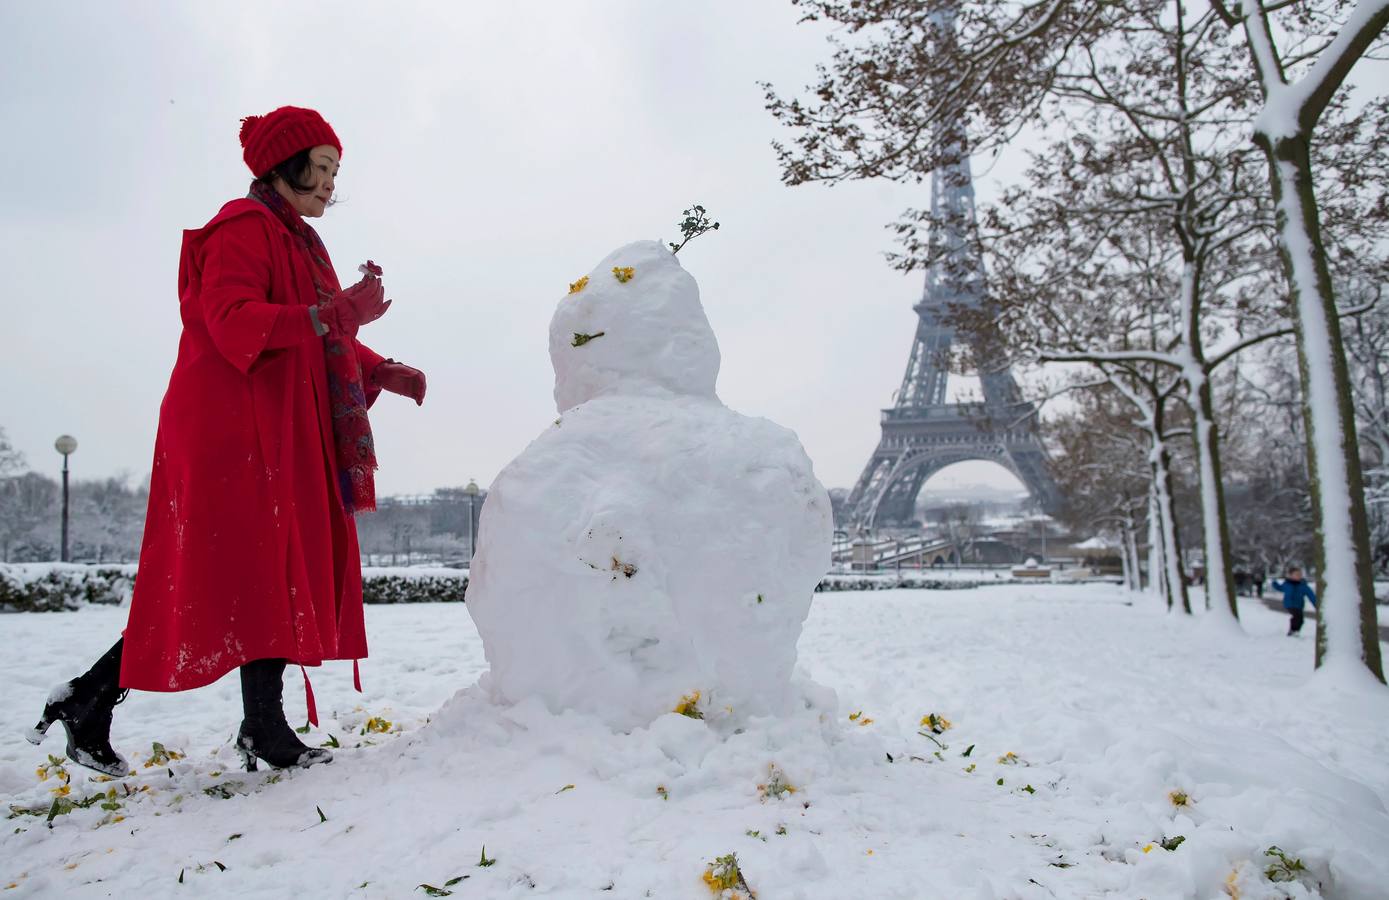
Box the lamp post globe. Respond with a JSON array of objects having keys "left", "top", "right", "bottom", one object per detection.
[
  {"left": 464, "top": 479, "right": 480, "bottom": 562},
  {"left": 54, "top": 435, "right": 78, "bottom": 562}
]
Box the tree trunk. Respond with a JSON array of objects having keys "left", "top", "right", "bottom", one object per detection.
[
  {"left": 1125, "top": 520, "right": 1143, "bottom": 592},
  {"left": 1189, "top": 374, "right": 1241, "bottom": 624},
  {"left": 1259, "top": 133, "right": 1385, "bottom": 682},
  {"left": 1151, "top": 439, "right": 1191, "bottom": 614},
  {"left": 1149, "top": 486, "right": 1167, "bottom": 606}
]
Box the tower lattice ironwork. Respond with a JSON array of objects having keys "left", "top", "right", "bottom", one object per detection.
[{"left": 844, "top": 55, "right": 1059, "bottom": 527}]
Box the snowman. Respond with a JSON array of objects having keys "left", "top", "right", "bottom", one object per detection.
[{"left": 466, "top": 240, "right": 831, "bottom": 730}]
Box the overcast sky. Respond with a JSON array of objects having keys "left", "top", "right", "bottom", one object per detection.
[{"left": 1, "top": 1, "right": 1031, "bottom": 497}]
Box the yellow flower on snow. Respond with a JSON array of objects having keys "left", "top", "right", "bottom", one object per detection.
[
  {"left": 568, "top": 275, "right": 589, "bottom": 294},
  {"left": 673, "top": 691, "right": 703, "bottom": 719},
  {"left": 920, "top": 713, "right": 953, "bottom": 733},
  {"left": 612, "top": 266, "right": 635, "bottom": 283}
]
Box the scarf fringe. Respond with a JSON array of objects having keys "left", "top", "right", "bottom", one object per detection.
[{"left": 248, "top": 181, "right": 377, "bottom": 515}]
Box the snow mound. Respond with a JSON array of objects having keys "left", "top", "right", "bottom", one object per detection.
[{"left": 467, "top": 242, "right": 832, "bottom": 730}]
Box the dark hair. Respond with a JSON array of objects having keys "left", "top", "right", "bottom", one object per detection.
[{"left": 255, "top": 148, "right": 337, "bottom": 207}]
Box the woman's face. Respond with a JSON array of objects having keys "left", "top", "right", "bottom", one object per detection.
[{"left": 275, "top": 144, "right": 339, "bottom": 218}]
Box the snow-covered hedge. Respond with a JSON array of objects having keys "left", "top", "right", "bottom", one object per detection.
[
  {"left": 0, "top": 563, "right": 137, "bottom": 612},
  {"left": 816, "top": 573, "right": 1005, "bottom": 592},
  {"left": 3, "top": 564, "right": 1097, "bottom": 610},
  {"left": 0, "top": 564, "right": 469, "bottom": 612},
  {"left": 359, "top": 567, "right": 468, "bottom": 605}
]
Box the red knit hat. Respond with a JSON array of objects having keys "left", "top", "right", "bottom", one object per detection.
[{"left": 238, "top": 106, "right": 342, "bottom": 178}]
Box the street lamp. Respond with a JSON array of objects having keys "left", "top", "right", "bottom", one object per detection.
[
  {"left": 464, "top": 479, "right": 480, "bottom": 562},
  {"left": 54, "top": 434, "right": 77, "bottom": 562}
]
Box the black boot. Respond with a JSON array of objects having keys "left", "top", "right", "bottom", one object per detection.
[
  {"left": 235, "top": 659, "right": 332, "bottom": 771},
  {"left": 27, "top": 639, "right": 131, "bottom": 777}
]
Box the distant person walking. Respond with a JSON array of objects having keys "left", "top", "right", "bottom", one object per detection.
[
  {"left": 27, "top": 106, "right": 427, "bottom": 776},
  {"left": 1271, "top": 566, "right": 1318, "bottom": 636}
]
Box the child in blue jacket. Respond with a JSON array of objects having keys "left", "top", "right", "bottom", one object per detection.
[{"left": 1271, "top": 566, "right": 1317, "bottom": 636}]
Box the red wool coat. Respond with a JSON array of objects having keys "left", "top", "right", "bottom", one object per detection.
[{"left": 120, "top": 199, "right": 383, "bottom": 692}]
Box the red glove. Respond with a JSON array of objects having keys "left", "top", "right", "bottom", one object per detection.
[
  {"left": 373, "top": 359, "right": 427, "bottom": 405},
  {"left": 314, "top": 276, "right": 391, "bottom": 339}
]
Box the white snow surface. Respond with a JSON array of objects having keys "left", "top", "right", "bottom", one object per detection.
[
  {"left": 471, "top": 242, "right": 831, "bottom": 729},
  {"left": 4, "top": 586, "right": 1388, "bottom": 898}
]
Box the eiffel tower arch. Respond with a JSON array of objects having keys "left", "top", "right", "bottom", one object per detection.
[
  {"left": 847, "top": 404, "right": 1060, "bottom": 528},
  {"left": 845, "top": 34, "right": 1060, "bottom": 528}
]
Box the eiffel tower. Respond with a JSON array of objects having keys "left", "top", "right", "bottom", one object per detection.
[{"left": 844, "top": 80, "right": 1059, "bottom": 528}]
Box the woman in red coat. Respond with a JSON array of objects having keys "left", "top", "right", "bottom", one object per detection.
[{"left": 27, "top": 106, "right": 426, "bottom": 775}]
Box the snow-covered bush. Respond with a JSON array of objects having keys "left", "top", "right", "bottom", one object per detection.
[
  {"left": 0, "top": 563, "right": 468, "bottom": 611},
  {"left": 0, "top": 563, "right": 135, "bottom": 612},
  {"left": 359, "top": 568, "right": 468, "bottom": 605}
]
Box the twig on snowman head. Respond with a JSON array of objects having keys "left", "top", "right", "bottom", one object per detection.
[{"left": 668, "top": 204, "right": 720, "bottom": 255}]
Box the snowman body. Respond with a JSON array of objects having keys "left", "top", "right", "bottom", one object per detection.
[{"left": 466, "top": 241, "right": 831, "bottom": 730}]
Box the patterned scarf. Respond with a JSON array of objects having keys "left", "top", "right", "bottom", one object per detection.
[{"left": 248, "top": 181, "right": 377, "bottom": 515}]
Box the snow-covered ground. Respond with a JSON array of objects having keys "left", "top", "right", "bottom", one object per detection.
[{"left": 3, "top": 585, "right": 1386, "bottom": 899}]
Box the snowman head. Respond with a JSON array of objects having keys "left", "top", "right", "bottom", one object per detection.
[{"left": 549, "top": 240, "right": 721, "bottom": 413}]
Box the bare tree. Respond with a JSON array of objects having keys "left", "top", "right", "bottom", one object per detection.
[
  {"left": 1209, "top": 0, "right": 1388, "bottom": 678},
  {"left": 0, "top": 472, "right": 58, "bottom": 562},
  {"left": 1049, "top": 389, "right": 1154, "bottom": 591},
  {"left": 1219, "top": 347, "right": 1318, "bottom": 575},
  {"left": 70, "top": 476, "right": 148, "bottom": 563},
  {"left": 933, "top": 502, "right": 982, "bottom": 563},
  {"left": 0, "top": 427, "right": 23, "bottom": 477},
  {"left": 1341, "top": 281, "right": 1389, "bottom": 564}
]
